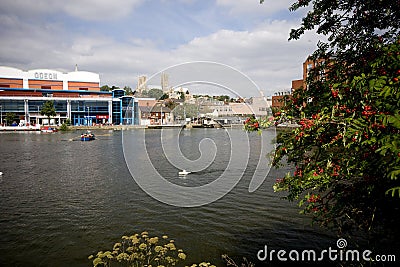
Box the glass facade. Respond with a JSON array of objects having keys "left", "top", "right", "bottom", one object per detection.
[{"left": 0, "top": 89, "right": 139, "bottom": 126}]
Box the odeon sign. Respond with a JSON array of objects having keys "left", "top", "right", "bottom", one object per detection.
[{"left": 34, "top": 71, "right": 59, "bottom": 80}]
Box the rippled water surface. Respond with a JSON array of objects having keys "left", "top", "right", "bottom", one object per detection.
[{"left": 0, "top": 129, "right": 338, "bottom": 266}]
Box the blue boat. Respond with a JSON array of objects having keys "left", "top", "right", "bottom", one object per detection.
[{"left": 81, "top": 131, "right": 95, "bottom": 141}]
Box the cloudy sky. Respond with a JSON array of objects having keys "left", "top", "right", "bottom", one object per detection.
[{"left": 0, "top": 0, "right": 321, "bottom": 97}]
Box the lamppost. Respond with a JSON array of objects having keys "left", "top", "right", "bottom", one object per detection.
[
  {"left": 180, "top": 103, "right": 186, "bottom": 125},
  {"left": 87, "top": 106, "right": 90, "bottom": 126},
  {"left": 160, "top": 105, "right": 163, "bottom": 125},
  {"left": 37, "top": 106, "right": 40, "bottom": 125},
  {"left": 0, "top": 105, "right": 2, "bottom": 126}
]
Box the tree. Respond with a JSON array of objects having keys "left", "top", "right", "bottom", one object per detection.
[
  {"left": 41, "top": 101, "right": 57, "bottom": 125},
  {"left": 100, "top": 85, "right": 111, "bottom": 92},
  {"left": 256, "top": 0, "right": 400, "bottom": 236},
  {"left": 177, "top": 91, "right": 185, "bottom": 100},
  {"left": 216, "top": 95, "right": 230, "bottom": 102},
  {"left": 5, "top": 112, "right": 16, "bottom": 126},
  {"left": 147, "top": 88, "right": 164, "bottom": 99},
  {"left": 124, "top": 86, "right": 134, "bottom": 95}
]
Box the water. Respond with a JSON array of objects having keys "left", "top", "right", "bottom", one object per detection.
[{"left": 0, "top": 129, "right": 338, "bottom": 266}]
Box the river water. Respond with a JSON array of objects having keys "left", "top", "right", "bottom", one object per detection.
[{"left": 0, "top": 129, "right": 340, "bottom": 266}]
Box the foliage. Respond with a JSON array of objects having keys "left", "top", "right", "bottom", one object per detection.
[
  {"left": 244, "top": 115, "right": 274, "bottom": 132},
  {"left": 243, "top": 115, "right": 260, "bottom": 132},
  {"left": 256, "top": 0, "right": 400, "bottom": 235},
  {"left": 222, "top": 255, "right": 254, "bottom": 267},
  {"left": 172, "top": 103, "right": 199, "bottom": 120},
  {"left": 145, "top": 88, "right": 165, "bottom": 100},
  {"left": 160, "top": 93, "right": 169, "bottom": 100},
  {"left": 88, "top": 232, "right": 187, "bottom": 267},
  {"left": 164, "top": 99, "right": 178, "bottom": 111},
  {"left": 124, "top": 86, "right": 134, "bottom": 95},
  {"left": 5, "top": 112, "right": 16, "bottom": 125},
  {"left": 40, "top": 101, "right": 56, "bottom": 125},
  {"left": 102, "top": 85, "right": 121, "bottom": 92},
  {"left": 186, "top": 263, "right": 216, "bottom": 267},
  {"left": 65, "top": 118, "right": 71, "bottom": 126},
  {"left": 177, "top": 91, "right": 185, "bottom": 100},
  {"left": 100, "top": 85, "right": 111, "bottom": 92},
  {"left": 214, "top": 95, "right": 230, "bottom": 102},
  {"left": 59, "top": 123, "right": 68, "bottom": 131}
]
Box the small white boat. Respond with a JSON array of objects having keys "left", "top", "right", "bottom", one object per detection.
[
  {"left": 41, "top": 126, "right": 58, "bottom": 133},
  {"left": 0, "top": 172, "right": 3, "bottom": 176},
  {"left": 178, "top": 170, "right": 191, "bottom": 175}
]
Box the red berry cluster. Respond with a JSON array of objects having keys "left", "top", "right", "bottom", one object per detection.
[
  {"left": 244, "top": 116, "right": 259, "bottom": 131},
  {"left": 294, "top": 167, "right": 303, "bottom": 177},
  {"left": 362, "top": 105, "right": 376, "bottom": 118},
  {"left": 307, "top": 194, "right": 321, "bottom": 203},
  {"left": 299, "top": 118, "right": 314, "bottom": 130},
  {"left": 331, "top": 89, "right": 339, "bottom": 98}
]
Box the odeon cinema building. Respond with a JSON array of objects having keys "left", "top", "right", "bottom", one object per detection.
[{"left": 0, "top": 66, "right": 138, "bottom": 126}]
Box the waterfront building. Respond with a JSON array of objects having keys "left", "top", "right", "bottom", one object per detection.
[
  {"left": 271, "top": 58, "right": 328, "bottom": 111},
  {"left": 271, "top": 91, "right": 292, "bottom": 110},
  {"left": 201, "top": 96, "right": 271, "bottom": 119},
  {"left": 137, "top": 99, "right": 171, "bottom": 125},
  {"left": 0, "top": 66, "right": 138, "bottom": 126}
]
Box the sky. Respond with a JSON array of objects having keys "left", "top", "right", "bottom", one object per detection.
[{"left": 0, "top": 0, "right": 321, "bottom": 97}]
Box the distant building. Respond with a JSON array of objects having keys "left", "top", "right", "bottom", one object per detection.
[
  {"left": 271, "top": 91, "right": 291, "bottom": 110},
  {"left": 202, "top": 96, "right": 271, "bottom": 119},
  {"left": 136, "top": 75, "right": 148, "bottom": 92},
  {"left": 0, "top": 66, "right": 139, "bottom": 126},
  {"left": 271, "top": 58, "right": 320, "bottom": 111},
  {"left": 137, "top": 98, "right": 171, "bottom": 125},
  {"left": 161, "top": 72, "right": 169, "bottom": 91}
]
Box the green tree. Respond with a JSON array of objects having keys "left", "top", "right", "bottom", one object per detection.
[
  {"left": 41, "top": 101, "right": 57, "bottom": 125},
  {"left": 5, "top": 112, "right": 16, "bottom": 126},
  {"left": 147, "top": 88, "right": 164, "bottom": 99},
  {"left": 177, "top": 91, "right": 185, "bottom": 100},
  {"left": 124, "top": 86, "right": 133, "bottom": 95},
  {"left": 59, "top": 123, "right": 68, "bottom": 131},
  {"left": 256, "top": 0, "right": 400, "bottom": 236},
  {"left": 100, "top": 85, "right": 111, "bottom": 92},
  {"left": 216, "top": 95, "right": 230, "bottom": 102}
]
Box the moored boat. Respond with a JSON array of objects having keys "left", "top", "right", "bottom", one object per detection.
[
  {"left": 81, "top": 131, "right": 95, "bottom": 141},
  {"left": 41, "top": 126, "right": 58, "bottom": 133}
]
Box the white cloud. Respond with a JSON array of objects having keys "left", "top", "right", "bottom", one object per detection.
[
  {"left": 0, "top": 0, "right": 143, "bottom": 21},
  {"left": 62, "top": 0, "right": 144, "bottom": 21},
  {"left": 0, "top": 1, "right": 322, "bottom": 96},
  {"left": 171, "top": 20, "right": 319, "bottom": 95},
  {"left": 0, "top": 15, "right": 319, "bottom": 96},
  {"left": 215, "top": 0, "right": 293, "bottom": 15}
]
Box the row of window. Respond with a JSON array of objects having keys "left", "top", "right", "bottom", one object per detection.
[{"left": 0, "top": 96, "right": 141, "bottom": 124}]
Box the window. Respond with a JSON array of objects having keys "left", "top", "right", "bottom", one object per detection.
[
  {"left": 79, "top": 88, "right": 88, "bottom": 91},
  {"left": 41, "top": 86, "right": 51, "bottom": 89}
]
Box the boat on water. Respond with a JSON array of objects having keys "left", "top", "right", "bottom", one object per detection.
[
  {"left": 178, "top": 170, "right": 191, "bottom": 176},
  {"left": 81, "top": 131, "right": 95, "bottom": 141},
  {"left": 41, "top": 126, "right": 58, "bottom": 133}
]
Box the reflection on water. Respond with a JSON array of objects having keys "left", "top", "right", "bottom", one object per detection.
[{"left": 0, "top": 130, "right": 337, "bottom": 266}]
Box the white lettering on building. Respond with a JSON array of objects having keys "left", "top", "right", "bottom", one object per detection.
[{"left": 34, "top": 72, "right": 58, "bottom": 80}]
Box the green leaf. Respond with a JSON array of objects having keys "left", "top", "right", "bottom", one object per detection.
[{"left": 386, "top": 187, "right": 400, "bottom": 198}]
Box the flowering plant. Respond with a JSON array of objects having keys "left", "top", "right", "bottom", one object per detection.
[
  {"left": 89, "top": 232, "right": 186, "bottom": 267},
  {"left": 243, "top": 115, "right": 260, "bottom": 132}
]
